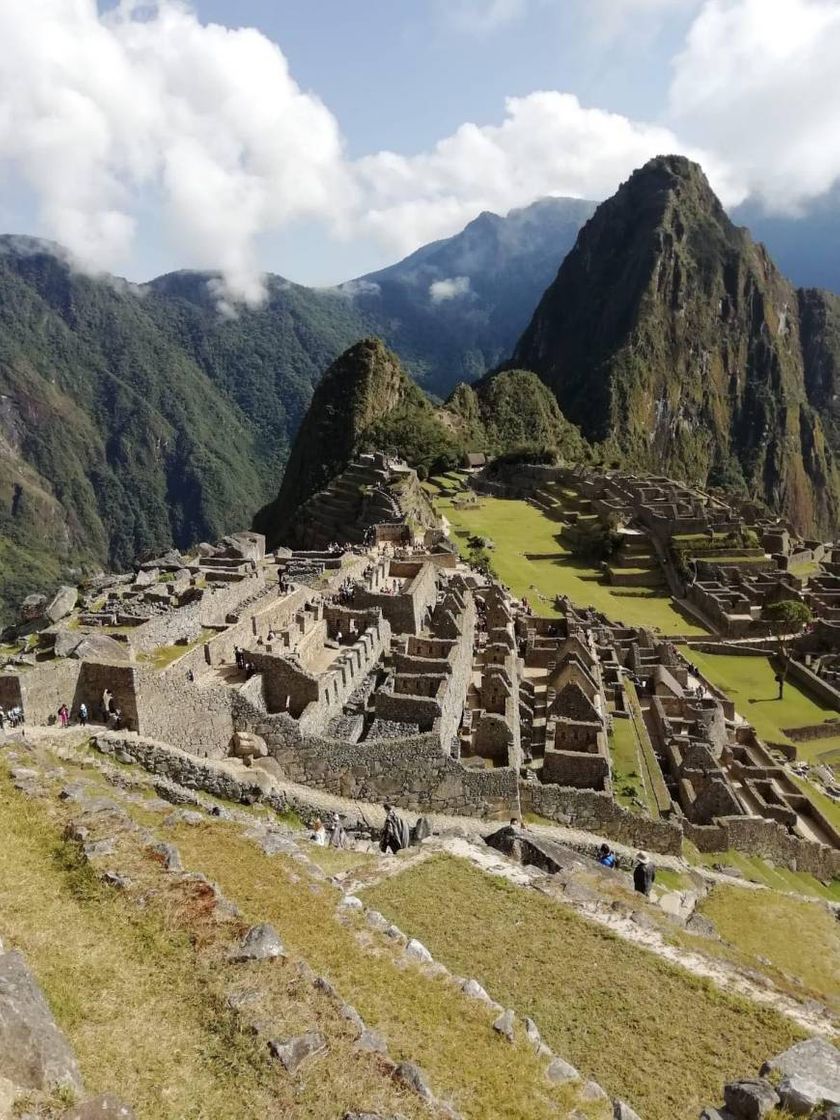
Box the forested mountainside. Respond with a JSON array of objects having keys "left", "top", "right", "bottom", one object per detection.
[
  {"left": 254, "top": 338, "right": 588, "bottom": 546},
  {"left": 512, "top": 156, "right": 840, "bottom": 537}
]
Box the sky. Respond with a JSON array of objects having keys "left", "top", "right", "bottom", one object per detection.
[{"left": 1, "top": 0, "right": 840, "bottom": 298}]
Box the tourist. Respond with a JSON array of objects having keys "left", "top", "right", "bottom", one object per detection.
[
  {"left": 186, "top": 669, "right": 195, "bottom": 682},
  {"left": 597, "top": 843, "right": 616, "bottom": 869},
  {"left": 632, "top": 851, "right": 656, "bottom": 896},
  {"left": 78, "top": 702, "right": 88, "bottom": 727},
  {"left": 0, "top": 707, "right": 4, "bottom": 731},
  {"left": 57, "top": 703, "right": 69, "bottom": 728},
  {"left": 310, "top": 818, "right": 327, "bottom": 846},
  {"left": 328, "top": 812, "right": 347, "bottom": 849},
  {"left": 380, "top": 803, "right": 410, "bottom": 854}
]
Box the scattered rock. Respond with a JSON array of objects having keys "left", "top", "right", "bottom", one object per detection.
[
  {"left": 46, "top": 586, "right": 78, "bottom": 624},
  {"left": 61, "top": 1095, "right": 136, "bottom": 1119},
  {"left": 269, "top": 1031, "right": 326, "bottom": 1073},
  {"left": 0, "top": 949, "right": 84, "bottom": 1093},
  {"left": 723, "top": 1078, "right": 780, "bottom": 1120},
  {"left": 698, "top": 1109, "right": 728, "bottom": 1120},
  {"left": 461, "top": 978, "right": 493, "bottom": 1004},
  {"left": 546, "top": 1057, "right": 580, "bottom": 1084},
  {"left": 71, "top": 633, "right": 130, "bottom": 663},
  {"left": 685, "top": 913, "right": 718, "bottom": 939},
  {"left": 580, "top": 1080, "right": 609, "bottom": 1102},
  {"left": 101, "top": 871, "right": 131, "bottom": 890},
  {"left": 163, "top": 809, "right": 205, "bottom": 827},
  {"left": 150, "top": 842, "right": 182, "bottom": 872},
  {"left": 230, "top": 923, "right": 285, "bottom": 963},
  {"left": 83, "top": 838, "right": 116, "bottom": 861},
  {"left": 404, "top": 939, "right": 432, "bottom": 963},
  {"left": 613, "top": 1099, "right": 643, "bottom": 1120},
  {"left": 393, "top": 1061, "right": 433, "bottom": 1101},
  {"left": 492, "top": 1009, "right": 515, "bottom": 1042},
  {"left": 779, "top": 1075, "right": 837, "bottom": 1115},
  {"left": 762, "top": 1039, "right": 840, "bottom": 1105},
  {"left": 524, "top": 1017, "right": 542, "bottom": 1052},
  {"left": 355, "top": 1028, "right": 388, "bottom": 1054},
  {"left": 365, "top": 909, "right": 390, "bottom": 931},
  {"left": 314, "top": 975, "right": 338, "bottom": 1001},
  {"left": 19, "top": 594, "right": 47, "bottom": 623},
  {"left": 340, "top": 1004, "right": 365, "bottom": 1035},
  {"left": 53, "top": 629, "right": 82, "bottom": 658},
  {"left": 339, "top": 895, "right": 363, "bottom": 911}
]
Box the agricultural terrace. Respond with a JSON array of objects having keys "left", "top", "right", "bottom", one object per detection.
[
  {"left": 434, "top": 490, "right": 707, "bottom": 636},
  {"left": 686, "top": 649, "right": 840, "bottom": 765}
]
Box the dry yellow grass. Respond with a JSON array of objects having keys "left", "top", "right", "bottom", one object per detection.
[
  {"left": 173, "top": 821, "right": 598, "bottom": 1120},
  {"left": 0, "top": 763, "right": 442, "bottom": 1120},
  {"left": 362, "top": 854, "right": 805, "bottom": 1120}
]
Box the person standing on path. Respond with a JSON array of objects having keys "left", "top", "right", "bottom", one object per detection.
[{"left": 633, "top": 851, "right": 655, "bottom": 896}]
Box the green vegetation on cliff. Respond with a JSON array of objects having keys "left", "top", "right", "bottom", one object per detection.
[{"left": 512, "top": 156, "right": 840, "bottom": 536}]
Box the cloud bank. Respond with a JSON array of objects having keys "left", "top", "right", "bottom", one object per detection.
[{"left": 1, "top": 0, "right": 839, "bottom": 301}]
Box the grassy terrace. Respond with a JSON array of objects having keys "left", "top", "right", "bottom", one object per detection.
[
  {"left": 686, "top": 649, "right": 840, "bottom": 765},
  {"left": 363, "top": 855, "right": 802, "bottom": 1120},
  {"left": 436, "top": 493, "right": 706, "bottom": 635}
]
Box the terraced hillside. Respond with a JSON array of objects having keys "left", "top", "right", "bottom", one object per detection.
[{"left": 2, "top": 730, "right": 835, "bottom": 1120}]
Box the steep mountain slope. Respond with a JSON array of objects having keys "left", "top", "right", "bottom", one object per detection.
[
  {"left": 512, "top": 156, "right": 840, "bottom": 535},
  {"left": 0, "top": 241, "right": 374, "bottom": 623},
  {"left": 447, "top": 369, "right": 588, "bottom": 461},
  {"left": 733, "top": 190, "right": 840, "bottom": 296},
  {"left": 345, "top": 197, "right": 596, "bottom": 396},
  {"left": 254, "top": 343, "right": 589, "bottom": 546},
  {"left": 253, "top": 338, "right": 458, "bottom": 544}
]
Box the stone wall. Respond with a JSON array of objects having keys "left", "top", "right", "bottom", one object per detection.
[
  {"left": 684, "top": 817, "right": 840, "bottom": 879},
  {"left": 542, "top": 750, "right": 609, "bottom": 789},
  {"left": 75, "top": 663, "right": 139, "bottom": 730},
  {"left": 354, "top": 562, "right": 438, "bottom": 635},
  {"left": 190, "top": 586, "right": 311, "bottom": 673},
  {"left": 785, "top": 658, "right": 840, "bottom": 711},
  {"left": 134, "top": 670, "right": 235, "bottom": 759},
  {"left": 520, "top": 780, "right": 684, "bottom": 854},
  {"left": 234, "top": 703, "right": 519, "bottom": 818},
  {"left": 3, "top": 660, "right": 82, "bottom": 725}
]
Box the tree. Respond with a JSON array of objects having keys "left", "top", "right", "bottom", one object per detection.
[{"left": 761, "top": 599, "right": 813, "bottom": 698}]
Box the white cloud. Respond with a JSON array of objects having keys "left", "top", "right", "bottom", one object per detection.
[
  {"left": 444, "top": 0, "right": 530, "bottom": 33},
  {"left": 669, "top": 0, "right": 840, "bottom": 212},
  {"left": 429, "top": 276, "right": 472, "bottom": 302},
  {"left": 354, "top": 91, "right": 740, "bottom": 254},
  {"left": 587, "top": 0, "right": 702, "bottom": 41},
  {"left": 0, "top": 0, "right": 352, "bottom": 304}
]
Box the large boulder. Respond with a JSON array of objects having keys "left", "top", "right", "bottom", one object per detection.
[
  {"left": 53, "top": 629, "right": 83, "bottom": 659},
  {"left": 0, "top": 950, "right": 84, "bottom": 1094},
  {"left": 46, "top": 586, "right": 78, "bottom": 624},
  {"left": 71, "top": 634, "right": 130, "bottom": 663},
  {"left": 762, "top": 1040, "right": 840, "bottom": 1109},
  {"left": 723, "top": 1079, "right": 780, "bottom": 1120},
  {"left": 133, "top": 568, "right": 158, "bottom": 590}
]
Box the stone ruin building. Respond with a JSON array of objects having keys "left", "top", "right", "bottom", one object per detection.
[{"left": 1, "top": 455, "right": 839, "bottom": 882}]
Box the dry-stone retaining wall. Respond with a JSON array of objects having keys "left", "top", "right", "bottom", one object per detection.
[
  {"left": 135, "top": 671, "right": 235, "bottom": 759},
  {"left": 520, "top": 780, "right": 684, "bottom": 855},
  {"left": 684, "top": 816, "right": 840, "bottom": 879},
  {"left": 235, "top": 702, "right": 519, "bottom": 818}
]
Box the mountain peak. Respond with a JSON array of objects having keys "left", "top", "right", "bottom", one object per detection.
[{"left": 512, "top": 158, "right": 840, "bottom": 535}]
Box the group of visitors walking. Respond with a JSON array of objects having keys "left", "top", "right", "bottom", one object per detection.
[{"left": 0, "top": 706, "right": 24, "bottom": 731}]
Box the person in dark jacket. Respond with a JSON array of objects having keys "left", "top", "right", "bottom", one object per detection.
[
  {"left": 633, "top": 851, "right": 655, "bottom": 895},
  {"left": 380, "top": 804, "right": 410, "bottom": 854}
]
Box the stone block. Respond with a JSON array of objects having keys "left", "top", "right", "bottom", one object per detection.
[
  {"left": 723, "top": 1079, "right": 780, "bottom": 1120},
  {"left": 0, "top": 949, "right": 84, "bottom": 1093},
  {"left": 405, "top": 939, "right": 432, "bottom": 963},
  {"left": 46, "top": 586, "right": 78, "bottom": 624},
  {"left": 492, "top": 1009, "right": 515, "bottom": 1042},
  {"left": 546, "top": 1057, "right": 580, "bottom": 1084},
  {"left": 762, "top": 1039, "right": 840, "bottom": 1105},
  {"left": 268, "top": 1030, "right": 326, "bottom": 1073}
]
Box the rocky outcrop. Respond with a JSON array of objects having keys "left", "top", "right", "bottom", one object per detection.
[
  {"left": 0, "top": 948, "right": 84, "bottom": 1095},
  {"left": 512, "top": 155, "right": 840, "bottom": 535}
]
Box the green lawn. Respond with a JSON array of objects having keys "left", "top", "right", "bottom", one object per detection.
[
  {"left": 363, "top": 855, "right": 802, "bottom": 1120},
  {"left": 683, "top": 843, "right": 840, "bottom": 902},
  {"left": 438, "top": 495, "right": 706, "bottom": 635},
  {"left": 609, "top": 717, "right": 647, "bottom": 812},
  {"left": 686, "top": 649, "right": 840, "bottom": 752}
]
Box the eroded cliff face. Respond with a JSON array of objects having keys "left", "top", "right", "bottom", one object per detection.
[{"left": 513, "top": 155, "right": 840, "bottom": 535}]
